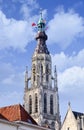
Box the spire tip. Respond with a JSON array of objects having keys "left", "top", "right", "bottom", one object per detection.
[
  {"left": 68, "top": 101, "right": 71, "bottom": 109},
  {"left": 40, "top": 8, "right": 42, "bottom": 18},
  {"left": 26, "top": 66, "right": 28, "bottom": 72}
]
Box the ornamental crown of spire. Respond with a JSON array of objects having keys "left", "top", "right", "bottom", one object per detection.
[
  {"left": 37, "top": 10, "right": 46, "bottom": 32},
  {"left": 33, "top": 10, "right": 49, "bottom": 55}
]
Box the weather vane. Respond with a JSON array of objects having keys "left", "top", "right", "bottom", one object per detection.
[{"left": 32, "top": 9, "right": 48, "bottom": 32}]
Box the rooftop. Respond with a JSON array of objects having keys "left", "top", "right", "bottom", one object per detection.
[
  {"left": 0, "top": 104, "right": 37, "bottom": 125},
  {"left": 73, "top": 111, "right": 84, "bottom": 119}
]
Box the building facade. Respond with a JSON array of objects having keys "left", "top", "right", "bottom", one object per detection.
[
  {"left": 23, "top": 12, "right": 61, "bottom": 130},
  {"left": 0, "top": 117, "right": 50, "bottom": 130},
  {"left": 61, "top": 104, "right": 84, "bottom": 130}
]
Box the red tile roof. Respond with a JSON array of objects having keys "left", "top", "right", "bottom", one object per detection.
[{"left": 0, "top": 104, "right": 37, "bottom": 125}]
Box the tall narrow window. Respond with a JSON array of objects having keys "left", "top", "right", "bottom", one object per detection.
[
  {"left": 41, "top": 64, "right": 43, "bottom": 74},
  {"left": 44, "top": 93, "right": 47, "bottom": 113},
  {"left": 41, "top": 64, "right": 43, "bottom": 81},
  {"left": 29, "top": 95, "right": 32, "bottom": 114},
  {"left": 46, "top": 64, "right": 49, "bottom": 81},
  {"left": 33, "top": 64, "right": 36, "bottom": 81},
  {"left": 35, "top": 93, "right": 38, "bottom": 113},
  {"left": 50, "top": 95, "right": 53, "bottom": 114}
]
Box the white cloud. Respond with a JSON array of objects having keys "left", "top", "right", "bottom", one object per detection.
[
  {"left": 20, "top": 0, "right": 39, "bottom": 20},
  {"left": 0, "top": 10, "right": 36, "bottom": 51},
  {"left": 0, "top": 7, "right": 48, "bottom": 51},
  {"left": 52, "top": 49, "right": 84, "bottom": 72},
  {"left": 0, "top": 61, "right": 26, "bottom": 107},
  {"left": 0, "top": 62, "right": 24, "bottom": 90},
  {"left": 59, "top": 66, "right": 84, "bottom": 121},
  {"left": 47, "top": 9, "right": 84, "bottom": 49},
  {"left": 52, "top": 49, "right": 84, "bottom": 118},
  {"left": 20, "top": 4, "right": 31, "bottom": 19},
  {"left": 19, "top": 0, "right": 38, "bottom": 7},
  {"left": 51, "top": 49, "right": 84, "bottom": 93},
  {"left": 0, "top": 62, "right": 15, "bottom": 80},
  {"left": 0, "top": 59, "right": 25, "bottom": 107},
  {"left": 2, "top": 75, "right": 14, "bottom": 85},
  {"left": 58, "top": 66, "right": 84, "bottom": 92},
  {"left": 58, "top": 65, "right": 84, "bottom": 120}
]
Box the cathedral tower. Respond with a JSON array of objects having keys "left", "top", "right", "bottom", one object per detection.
[{"left": 24, "top": 12, "right": 61, "bottom": 130}]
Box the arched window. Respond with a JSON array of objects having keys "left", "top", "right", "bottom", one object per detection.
[
  {"left": 46, "top": 64, "right": 49, "bottom": 81},
  {"left": 29, "top": 95, "right": 32, "bottom": 114},
  {"left": 50, "top": 95, "right": 53, "bottom": 114},
  {"left": 35, "top": 93, "right": 38, "bottom": 113},
  {"left": 44, "top": 93, "right": 47, "bottom": 113},
  {"left": 33, "top": 64, "right": 36, "bottom": 81}
]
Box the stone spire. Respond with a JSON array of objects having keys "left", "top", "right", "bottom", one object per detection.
[
  {"left": 54, "top": 65, "right": 61, "bottom": 129},
  {"left": 24, "top": 11, "right": 61, "bottom": 130},
  {"left": 54, "top": 65, "right": 58, "bottom": 90},
  {"left": 24, "top": 66, "right": 28, "bottom": 91},
  {"left": 34, "top": 11, "right": 49, "bottom": 55}
]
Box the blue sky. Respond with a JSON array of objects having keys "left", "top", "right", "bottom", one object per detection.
[{"left": 0, "top": 0, "right": 84, "bottom": 121}]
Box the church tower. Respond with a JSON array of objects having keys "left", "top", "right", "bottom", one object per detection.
[{"left": 24, "top": 12, "right": 61, "bottom": 130}]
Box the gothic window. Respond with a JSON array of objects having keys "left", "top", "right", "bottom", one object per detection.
[
  {"left": 33, "top": 64, "right": 36, "bottom": 81},
  {"left": 41, "top": 64, "right": 43, "bottom": 74},
  {"left": 41, "top": 64, "right": 43, "bottom": 81},
  {"left": 44, "top": 93, "right": 47, "bottom": 113},
  {"left": 35, "top": 93, "right": 38, "bottom": 113},
  {"left": 46, "top": 64, "right": 49, "bottom": 81},
  {"left": 50, "top": 95, "right": 53, "bottom": 114},
  {"left": 29, "top": 95, "right": 32, "bottom": 114}
]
